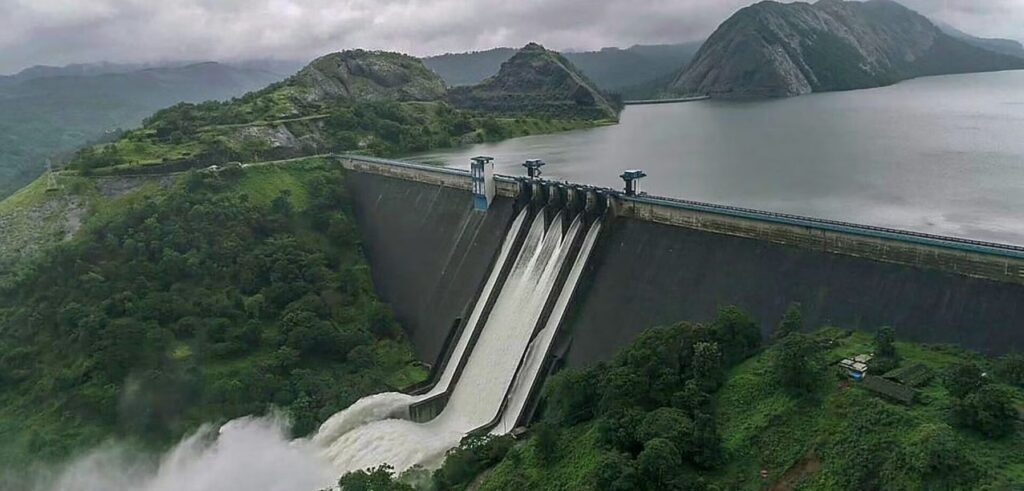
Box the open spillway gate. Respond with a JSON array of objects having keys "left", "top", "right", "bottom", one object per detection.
[{"left": 404, "top": 179, "right": 610, "bottom": 433}]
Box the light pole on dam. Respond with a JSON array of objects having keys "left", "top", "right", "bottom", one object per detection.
[{"left": 620, "top": 169, "right": 648, "bottom": 196}]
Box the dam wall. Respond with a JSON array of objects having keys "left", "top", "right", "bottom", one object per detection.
[
  {"left": 338, "top": 154, "right": 1024, "bottom": 366},
  {"left": 565, "top": 217, "right": 1024, "bottom": 365},
  {"left": 616, "top": 195, "right": 1024, "bottom": 286},
  {"left": 342, "top": 170, "right": 515, "bottom": 363}
]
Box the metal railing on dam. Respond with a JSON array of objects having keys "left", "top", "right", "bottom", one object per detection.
[
  {"left": 335, "top": 153, "right": 1024, "bottom": 284},
  {"left": 623, "top": 194, "right": 1024, "bottom": 260}
]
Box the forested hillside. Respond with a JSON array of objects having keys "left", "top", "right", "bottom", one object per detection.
[
  {"left": 349, "top": 309, "right": 1024, "bottom": 490},
  {"left": 0, "top": 161, "right": 425, "bottom": 468},
  {"left": 447, "top": 44, "right": 620, "bottom": 120},
  {"left": 0, "top": 62, "right": 288, "bottom": 200},
  {"left": 63, "top": 49, "right": 610, "bottom": 175}
]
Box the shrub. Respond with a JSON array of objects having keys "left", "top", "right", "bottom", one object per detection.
[
  {"left": 994, "top": 354, "right": 1024, "bottom": 387},
  {"left": 953, "top": 385, "right": 1017, "bottom": 438},
  {"left": 771, "top": 333, "right": 822, "bottom": 394},
  {"left": 775, "top": 302, "right": 803, "bottom": 341},
  {"left": 637, "top": 438, "right": 682, "bottom": 489},
  {"left": 944, "top": 362, "right": 988, "bottom": 399}
]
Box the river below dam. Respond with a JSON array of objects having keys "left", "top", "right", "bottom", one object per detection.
[{"left": 410, "top": 70, "right": 1024, "bottom": 246}]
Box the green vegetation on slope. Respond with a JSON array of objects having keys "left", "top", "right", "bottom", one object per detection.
[
  {"left": 69, "top": 99, "right": 595, "bottom": 175},
  {"left": 447, "top": 43, "right": 622, "bottom": 121},
  {"left": 0, "top": 62, "right": 286, "bottom": 200},
  {"left": 0, "top": 160, "right": 425, "bottom": 467},
  {"left": 65, "top": 49, "right": 613, "bottom": 175},
  {"left": 437, "top": 311, "right": 1022, "bottom": 490}
]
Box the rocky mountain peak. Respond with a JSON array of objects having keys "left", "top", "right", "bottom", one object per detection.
[
  {"left": 291, "top": 49, "right": 446, "bottom": 103},
  {"left": 669, "top": 0, "right": 1023, "bottom": 98},
  {"left": 447, "top": 43, "right": 620, "bottom": 120}
]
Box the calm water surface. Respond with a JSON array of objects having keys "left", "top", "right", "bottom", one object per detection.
[{"left": 409, "top": 71, "right": 1024, "bottom": 245}]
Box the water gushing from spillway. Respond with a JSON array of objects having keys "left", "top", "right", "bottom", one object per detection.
[
  {"left": 310, "top": 207, "right": 600, "bottom": 476},
  {"left": 29, "top": 207, "right": 603, "bottom": 490}
]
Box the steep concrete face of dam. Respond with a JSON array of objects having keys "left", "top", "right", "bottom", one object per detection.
[
  {"left": 343, "top": 171, "right": 515, "bottom": 363},
  {"left": 566, "top": 218, "right": 1024, "bottom": 366},
  {"left": 312, "top": 204, "right": 601, "bottom": 474},
  {"left": 329, "top": 155, "right": 1024, "bottom": 477}
]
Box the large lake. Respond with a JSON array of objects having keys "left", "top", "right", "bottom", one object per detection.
[{"left": 409, "top": 71, "right": 1024, "bottom": 246}]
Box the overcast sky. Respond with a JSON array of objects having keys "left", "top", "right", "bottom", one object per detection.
[{"left": 2, "top": 0, "right": 1023, "bottom": 75}]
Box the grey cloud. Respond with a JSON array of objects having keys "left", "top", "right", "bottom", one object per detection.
[{"left": 1, "top": 0, "right": 1022, "bottom": 74}]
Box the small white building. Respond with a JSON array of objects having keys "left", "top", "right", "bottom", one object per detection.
[{"left": 839, "top": 358, "right": 869, "bottom": 380}]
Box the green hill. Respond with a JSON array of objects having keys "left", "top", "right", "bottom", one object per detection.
[
  {"left": 0, "top": 62, "right": 288, "bottom": 200},
  {"left": 61, "top": 48, "right": 611, "bottom": 175},
  {"left": 447, "top": 43, "right": 621, "bottom": 121},
  {"left": 422, "top": 321, "right": 1023, "bottom": 490},
  {"left": 0, "top": 160, "right": 426, "bottom": 469}
]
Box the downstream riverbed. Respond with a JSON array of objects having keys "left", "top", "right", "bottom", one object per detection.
[{"left": 409, "top": 71, "right": 1024, "bottom": 246}]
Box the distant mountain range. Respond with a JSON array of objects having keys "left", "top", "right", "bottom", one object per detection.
[
  {"left": 0, "top": 61, "right": 290, "bottom": 199},
  {"left": 59, "top": 44, "right": 618, "bottom": 175},
  {"left": 671, "top": 0, "right": 1024, "bottom": 99},
  {"left": 935, "top": 22, "right": 1024, "bottom": 59},
  {"left": 423, "top": 43, "right": 701, "bottom": 95}
]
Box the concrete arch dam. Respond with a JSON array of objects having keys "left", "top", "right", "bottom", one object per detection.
[
  {"left": 312, "top": 163, "right": 605, "bottom": 473},
  {"left": 309, "top": 154, "right": 1024, "bottom": 474}
]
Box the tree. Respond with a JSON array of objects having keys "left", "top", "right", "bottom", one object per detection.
[
  {"left": 710, "top": 306, "right": 761, "bottom": 366},
  {"left": 994, "top": 354, "right": 1024, "bottom": 387},
  {"left": 775, "top": 302, "right": 803, "bottom": 341},
  {"left": 637, "top": 438, "right": 682, "bottom": 489},
  {"left": 271, "top": 189, "right": 294, "bottom": 216},
  {"left": 543, "top": 367, "right": 600, "bottom": 425},
  {"left": 879, "top": 423, "right": 980, "bottom": 489},
  {"left": 690, "top": 411, "right": 722, "bottom": 469},
  {"left": 867, "top": 326, "right": 901, "bottom": 374},
  {"left": 592, "top": 451, "right": 638, "bottom": 491},
  {"left": 772, "top": 333, "right": 821, "bottom": 394},
  {"left": 944, "top": 362, "right": 988, "bottom": 399},
  {"left": 638, "top": 407, "right": 694, "bottom": 454},
  {"left": 533, "top": 422, "right": 559, "bottom": 465},
  {"left": 953, "top": 385, "right": 1017, "bottom": 438},
  {"left": 875, "top": 326, "right": 898, "bottom": 360},
  {"left": 432, "top": 435, "right": 514, "bottom": 490},
  {"left": 692, "top": 341, "right": 724, "bottom": 391},
  {"left": 338, "top": 464, "right": 413, "bottom": 491}
]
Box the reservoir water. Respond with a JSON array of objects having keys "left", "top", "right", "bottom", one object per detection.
[{"left": 411, "top": 71, "right": 1024, "bottom": 246}]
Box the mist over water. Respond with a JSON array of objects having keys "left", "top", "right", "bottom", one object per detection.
[
  {"left": 19, "top": 415, "right": 335, "bottom": 491},
  {"left": 14, "top": 209, "right": 602, "bottom": 490}
]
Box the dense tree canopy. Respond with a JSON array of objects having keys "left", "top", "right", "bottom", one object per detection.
[{"left": 0, "top": 163, "right": 420, "bottom": 463}]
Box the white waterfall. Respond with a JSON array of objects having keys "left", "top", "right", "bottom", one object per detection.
[
  {"left": 35, "top": 206, "right": 604, "bottom": 491},
  {"left": 310, "top": 208, "right": 601, "bottom": 476}
]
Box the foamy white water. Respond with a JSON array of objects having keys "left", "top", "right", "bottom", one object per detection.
[
  {"left": 313, "top": 208, "right": 597, "bottom": 476},
  {"left": 424, "top": 207, "right": 529, "bottom": 399},
  {"left": 26, "top": 415, "right": 335, "bottom": 491},
  {"left": 493, "top": 219, "right": 601, "bottom": 434},
  {"left": 24, "top": 209, "right": 602, "bottom": 490}
]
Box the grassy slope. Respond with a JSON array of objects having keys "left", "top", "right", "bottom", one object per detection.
[
  {"left": 713, "top": 329, "right": 1022, "bottom": 489},
  {"left": 0, "top": 159, "right": 426, "bottom": 466},
  {"left": 0, "top": 172, "right": 172, "bottom": 285},
  {"left": 479, "top": 329, "right": 1023, "bottom": 490}
]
